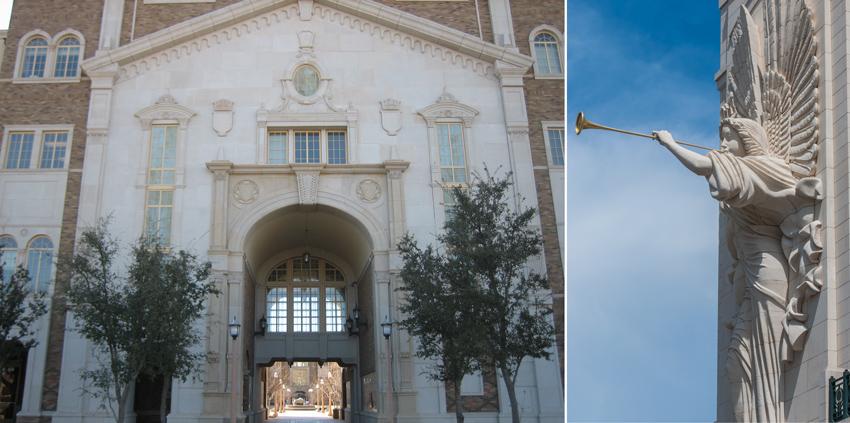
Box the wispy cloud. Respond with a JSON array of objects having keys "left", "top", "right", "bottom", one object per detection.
[{"left": 568, "top": 1, "right": 721, "bottom": 421}]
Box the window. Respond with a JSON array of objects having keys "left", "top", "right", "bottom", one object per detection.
[
  {"left": 6, "top": 132, "right": 34, "bottom": 169},
  {"left": 26, "top": 236, "right": 53, "bottom": 293},
  {"left": 54, "top": 36, "right": 81, "bottom": 78},
  {"left": 267, "top": 129, "right": 346, "bottom": 165},
  {"left": 293, "top": 66, "right": 320, "bottom": 96},
  {"left": 542, "top": 122, "right": 565, "bottom": 167},
  {"left": 266, "top": 257, "right": 347, "bottom": 333},
  {"left": 14, "top": 31, "right": 85, "bottom": 82},
  {"left": 40, "top": 131, "right": 69, "bottom": 168},
  {"left": 145, "top": 190, "right": 174, "bottom": 245},
  {"left": 438, "top": 123, "right": 468, "bottom": 217},
  {"left": 529, "top": 26, "right": 564, "bottom": 78},
  {"left": 0, "top": 236, "right": 18, "bottom": 283},
  {"left": 148, "top": 125, "right": 178, "bottom": 185},
  {"left": 21, "top": 37, "right": 48, "bottom": 78},
  {"left": 533, "top": 33, "right": 562, "bottom": 74},
  {"left": 3, "top": 127, "right": 73, "bottom": 170}
]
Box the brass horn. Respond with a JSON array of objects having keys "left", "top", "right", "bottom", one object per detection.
[{"left": 575, "top": 111, "right": 716, "bottom": 151}]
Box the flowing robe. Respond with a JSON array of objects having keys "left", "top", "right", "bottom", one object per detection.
[{"left": 706, "top": 151, "right": 798, "bottom": 423}]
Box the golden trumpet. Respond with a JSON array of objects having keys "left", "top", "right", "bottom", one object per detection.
[{"left": 575, "top": 111, "right": 716, "bottom": 151}]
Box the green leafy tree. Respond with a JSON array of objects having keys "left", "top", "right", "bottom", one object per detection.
[
  {"left": 128, "top": 239, "right": 217, "bottom": 423},
  {"left": 64, "top": 222, "right": 139, "bottom": 423},
  {"left": 65, "top": 220, "right": 217, "bottom": 423},
  {"left": 445, "top": 170, "right": 555, "bottom": 423},
  {"left": 0, "top": 265, "right": 47, "bottom": 375},
  {"left": 398, "top": 169, "right": 555, "bottom": 423},
  {"left": 397, "top": 235, "right": 483, "bottom": 423}
]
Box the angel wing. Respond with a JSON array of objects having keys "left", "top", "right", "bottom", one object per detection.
[
  {"left": 761, "top": 0, "right": 819, "bottom": 178},
  {"left": 725, "top": 0, "right": 819, "bottom": 179}
]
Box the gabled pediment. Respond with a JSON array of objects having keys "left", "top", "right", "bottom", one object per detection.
[{"left": 81, "top": 0, "right": 533, "bottom": 80}]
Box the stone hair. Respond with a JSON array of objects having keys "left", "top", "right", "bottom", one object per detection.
[{"left": 720, "top": 118, "right": 771, "bottom": 157}]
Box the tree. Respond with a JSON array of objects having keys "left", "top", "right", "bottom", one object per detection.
[
  {"left": 0, "top": 265, "right": 47, "bottom": 376},
  {"left": 396, "top": 235, "right": 483, "bottom": 423},
  {"left": 446, "top": 170, "right": 555, "bottom": 423},
  {"left": 127, "top": 238, "right": 216, "bottom": 423},
  {"left": 65, "top": 221, "right": 217, "bottom": 423},
  {"left": 64, "top": 222, "right": 139, "bottom": 423},
  {"left": 398, "top": 169, "right": 555, "bottom": 423}
]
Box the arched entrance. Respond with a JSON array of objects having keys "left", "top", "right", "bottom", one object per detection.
[{"left": 237, "top": 203, "right": 384, "bottom": 422}]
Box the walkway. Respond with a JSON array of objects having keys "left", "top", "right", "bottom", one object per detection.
[{"left": 267, "top": 410, "right": 339, "bottom": 422}]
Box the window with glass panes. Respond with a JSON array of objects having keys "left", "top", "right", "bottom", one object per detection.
[
  {"left": 26, "top": 236, "right": 53, "bottom": 293},
  {"left": 149, "top": 125, "right": 178, "bottom": 185},
  {"left": 547, "top": 128, "right": 564, "bottom": 166},
  {"left": 6, "top": 132, "right": 34, "bottom": 169},
  {"left": 40, "top": 131, "right": 68, "bottom": 169},
  {"left": 265, "top": 257, "right": 347, "bottom": 333},
  {"left": 437, "top": 123, "right": 468, "bottom": 217},
  {"left": 533, "top": 32, "right": 563, "bottom": 74},
  {"left": 267, "top": 129, "right": 346, "bottom": 164},
  {"left": 54, "top": 36, "right": 81, "bottom": 78},
  {"left": 21, "top": 37, "right": 48, "bottom": 78},
  {"left": 0, "top": 236, "right": 17, "bottom": 284},
  {"left": 145, "top": 190, "right": 174, "bottom": 245}
]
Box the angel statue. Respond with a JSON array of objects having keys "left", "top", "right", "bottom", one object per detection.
[{"left": 654, "top": 1, "right": 822, "bottom": 422}]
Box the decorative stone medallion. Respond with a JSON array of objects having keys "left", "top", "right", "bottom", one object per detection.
[
  {"left": 233, "top": 180, "right": 259, "bottom": 204},
  {"left": 212, "top": 99, "right": 234, "bottom": 137},
  {"left": 380, "top": 98, "right": 402, "bottom": 136},
  {"left": 357, "top": 179, "right": 381, "bottom": 203}
]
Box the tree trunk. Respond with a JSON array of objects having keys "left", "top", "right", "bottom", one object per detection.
[
  {"left": 500, "top": 366, "right": 520, "bottom": 423},
  {"left": 160, "top": 376, "right": 171, "bottom": 423},
  {"left": 453, "top": 379, "right": 465, "bottom": 423}
]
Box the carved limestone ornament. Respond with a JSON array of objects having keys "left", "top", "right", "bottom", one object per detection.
[
  {"left": 418, "top": 89, "right": 479, "bottom": 129},
  {"left": 233, "top": 180, "right": 259, "bottom": 204},
  {"left": 135, "top": 92, "right": 196, "bottom": 130},
  {"left": 709, "top": 2, "right": 820, "bottom": 421},
  {"left": 212, "top": 99, "right": 234, "bottom": 137},
  {"left": 294, "top": 166, "right": 323, "bottom": 206},
  {"left": 380, "top": 98, "right": 402, "bottom": 136},
  {"left": 357, "top": 179, "right": 382, "bottom": 203}
]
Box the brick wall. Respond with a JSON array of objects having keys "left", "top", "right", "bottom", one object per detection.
[
  {"left": 357, "top": 268, "right": 375, "bottom": 375},
  {"left": 119, "top": 0, "right": 493, "bottom": 47},
  {"left": 445, "top": 368, "right": 500, "bottom": 412},
  {"left": 1, "top": 0, "right": 104, "bottom": 413},
  {"left": 508, "top": 0, "right": 564, "bottom": 384}
]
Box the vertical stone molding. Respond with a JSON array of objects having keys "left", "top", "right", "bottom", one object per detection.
[{"left": 206, "top": 160, "right": 233, "bottom": 250}]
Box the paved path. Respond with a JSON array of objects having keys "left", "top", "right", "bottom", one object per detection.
[{"left": 267, "top": 410, "right": 339, "bottom": 422}]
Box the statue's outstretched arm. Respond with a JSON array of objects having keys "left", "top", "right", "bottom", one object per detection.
[{"left": 653, "top": 130, "right": 712, "bottom": 177}]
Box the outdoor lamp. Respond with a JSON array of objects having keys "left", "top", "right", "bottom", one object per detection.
[
  {"left": 255, "top": 314, "right": 267, "bottom": 336},
  {"left": 229, "top": 317, "right": 241, "bottom": 340},
  {"left": 381, "top": 315, "right": 392, "bottom": 339},
  {"left": 353, "top": 306, "right": 360, "bottom": 320},
  {"left": 346, "top": 316, "right": 354, "bottom": 331}
]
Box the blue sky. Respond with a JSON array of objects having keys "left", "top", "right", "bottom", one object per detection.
[
  {"left": 568, "top": 1, "right": 722, "bottom": 421},
  {"left": 0, "top": 0, "right": 10, "bottom": 30}
]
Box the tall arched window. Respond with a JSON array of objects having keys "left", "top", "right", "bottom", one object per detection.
[
  {"left": 0, "top": 236, "right": 18, "bottom": 283},
  {"left": 54, "top": 36, "right": 81, "bottom": 77},
  {"left": 266, "top": 257, "right": 347, "bottom": 333},
  {"left": 26, "top": 236, "right": 53, "bottom": 293},
  {"left": 21, "top": 37, "right": 48, "bottom": 78},
  {"left": 533, "top": 32, "right": 562, "bottom": 74}
]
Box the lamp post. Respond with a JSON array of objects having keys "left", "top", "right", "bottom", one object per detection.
[
  {"left": 381, "top": 316, "right": 393, "bottom": 423},
  {"left": 229, "top": 317, "right": 241, "bottom": 423}
]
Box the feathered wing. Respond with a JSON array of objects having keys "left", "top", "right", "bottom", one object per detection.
[
  {"left": 762, "top": 0, "right": 819, "bottom": 178},
  {"left": 725, "top": 6, "right": 764, "bottom": 122}
]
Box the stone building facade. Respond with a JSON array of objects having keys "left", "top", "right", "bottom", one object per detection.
[{"left": 0, "top": 1, "right": 564, "bottom": 422}]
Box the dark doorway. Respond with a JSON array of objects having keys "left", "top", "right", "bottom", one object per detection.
[
  {"left": 0, "top": 342, "right": 27, "bottom": 423},
  {"left": 133, "top": 373, "right": 170, "bottom": 423}
]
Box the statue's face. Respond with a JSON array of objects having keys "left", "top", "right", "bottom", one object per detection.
[{"left": 721, "top": 125, "right": 746, "bottom": 157}]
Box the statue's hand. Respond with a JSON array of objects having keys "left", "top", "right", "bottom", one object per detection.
[{"left": 652, "top": 130, "right": 677, "bottom": 149}]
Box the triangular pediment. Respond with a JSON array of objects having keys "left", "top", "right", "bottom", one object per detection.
[{"left": 81, "top": 0, "right": 532, "bottom": 80}]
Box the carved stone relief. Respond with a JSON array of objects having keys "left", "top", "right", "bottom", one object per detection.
[
  {"left": 357, "top": 179, "right": 382, "bottom": 203},
  {"left": 212, "top": 99, "right": 234, "bottom": 137},
  {"left": 233, "top": 180, "right": 259, "bottom": 204},
  {"left": 380, "top": 98, "right": 402, "bottom": 136}
]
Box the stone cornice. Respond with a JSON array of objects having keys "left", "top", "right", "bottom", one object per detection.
[
  {"left": 80, "top": 0, "right": 532, "bottom": 79},
  {"left": 206, "top": 161, "right": 410, "bottom": 175}
]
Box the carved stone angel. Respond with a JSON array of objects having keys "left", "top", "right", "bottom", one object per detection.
[{"left": 654, "top": 1, "right": 822, "bottom": 421}]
